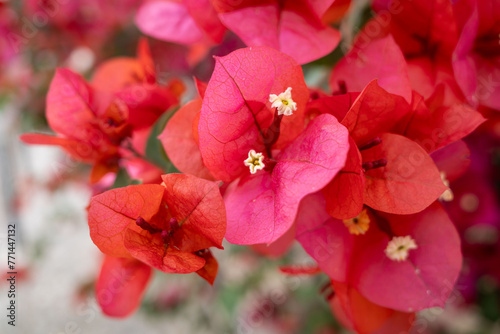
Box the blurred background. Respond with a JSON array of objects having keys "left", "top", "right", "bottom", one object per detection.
[{"left": 0, "top": 0, "right": 499, "bottom": 333}]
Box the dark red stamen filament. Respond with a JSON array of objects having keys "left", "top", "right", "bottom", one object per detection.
[
  {"left": 263, "top": 108, "right": 284, "bottom": 157},
  {"left": 362, "top": 158, "right": 387, "bottom": 171},
  {"left": 136, "top": 217, "right": 162, "bottom": 234},
  {"left": 136, "top": 216, "right": 179, "bottom": 244},
  {"left": 332, "top": 80, "right": 347, "bottom": 95},
  {"left": 263, "top": 157, "right": 277, "bottom": 172},
  {"left": 359, "top": 137, "right": 382, "bottom": 151}
]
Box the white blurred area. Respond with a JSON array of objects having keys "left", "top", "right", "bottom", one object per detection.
[{"left": 0, "top": 103, "right": 225, "bottom": 334}]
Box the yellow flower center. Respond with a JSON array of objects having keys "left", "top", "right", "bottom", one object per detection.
[{"left": 342, "top": 209, "right": 370, "bottom": 235}]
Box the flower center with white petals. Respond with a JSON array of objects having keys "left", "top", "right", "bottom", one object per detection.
[
  {"left": 269, "top": 87, "right": 297, "bottom": 116},
  {"left": 439, "top": 171, "right": 454, "bottom": 202},
  {"left": 385, "top": 235, "right": 418, "bottom": 261},
  {"left": 244, "top": 150, "right": 265, "bottom": 174},
  {"left": 343, "top": 209, "right": 370, "bottom": 235}
]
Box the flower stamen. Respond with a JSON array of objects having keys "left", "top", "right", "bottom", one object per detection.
[
  {"left": 343, "top": 209, "right": 370, "bottom": 235},
  {"left": 269, "top": 87, "right": 297, "bottom": 116},
  {"left": 385, "top": 235, "right": 418, "bottom": 261},
  {"left": 244, "top": 150, "right": 265, "bottom": 174}
]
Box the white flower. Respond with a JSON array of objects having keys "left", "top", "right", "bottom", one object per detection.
[
  {"left": 385, "top": 235, "right": 418, "bottom": 261},
  {"left": 269, "top": 87, "right": 297, "bottom": 116},
  {"left": 244, "top": 150, "right": 265, "bottom": 174}
]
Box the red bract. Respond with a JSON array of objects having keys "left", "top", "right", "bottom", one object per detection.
[
  {"left": 296, "top": 195, "right": 462, "bottom": 312},
  {"left": 96, "top": 256, "right": 152, "bottom": 317},
  {"left": 20, "top": 40, "right": 182, "bottom": 183},
  {"left": 453, "top": 0, "right": 500, "bottom": 110},
  {"left": 319, "top": 81, "right": 446, "bottom": 218},
  {"left": 88, "top": 174, "right": 226, "bottom": 279},
  {"left": 198, "top": 46, "right": 309, "bottom": 183},
  {"left": 329, "top": 281, "right": 415, "bottom": 334},
  {"left": 211, "top": 0, "right": 340, "bottom": 64},
  {"left": 395, "top": 90, "right": 485, "bottom": 153},
  {"left": 330, "top": 34, "right": 412, "bottom": 103},
  {"left": 136, "top": 0, "right": 226, "bottom": 46},
  {"left": 21, "top": 68, "right": 123, "bottom": 182},
  {"left": 198, "top": 47, "right": 349, "bottom": 245},
  {"left": 361, "top": 133, "right": 446, "bottom": 214},
  {"left": 224, "top": 113, "right": 349, "bottom": 245}
]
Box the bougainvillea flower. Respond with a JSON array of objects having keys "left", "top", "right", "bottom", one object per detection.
[
  {"left": 88, "top": 173, "right": 226, "bottom": 280},
  {"left": 330, "top": 34, "right": 412, "bottom": 103},
  {"left": 135, "top": 0, "right": 226, "bottom": 46},
  {"left": 296, "top": 192, "right": 462, "bottom": 312},
  {"left": 223, "top": 113, "right": 349, "bottom": 245},
  {"left": 317, "top": 81, "right": 446, "bottom": 219},
  {"left": 452, "top": 0, "right": 500, "bottom": 110},
  {"left": 198, "top": 46, "right": 349, "bottom": 245},
  {"left": 211, "top": 0, "right": 340, "bottom": 64},
  {"left": 20, "top": 68, "right": 124, "bottom": 182},
  {"left": 329, "top": 281, "right": 415, "bottom": 334},
  {"left": 95, "top": 256, "right": 152, "bottom": 317},
  {"left": 198, "top": 46, "right": 310, "bottom": 182},
  {"left": 20, "top": 39, "right": 182, "bottom": 183}
]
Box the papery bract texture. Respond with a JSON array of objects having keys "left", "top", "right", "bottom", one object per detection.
[
  {"left": 96, "top": 256, "right": 152, "bottom": 318},
  {"left": 224, "top": 113, "right": 349, "bottom": 245},
  {"left": 198, "top": 46, "right": 309, "bottom": 182}
]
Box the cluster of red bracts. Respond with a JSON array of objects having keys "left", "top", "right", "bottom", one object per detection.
[{"left": 19, "top": 0, "right": 498, "bottom": 332}]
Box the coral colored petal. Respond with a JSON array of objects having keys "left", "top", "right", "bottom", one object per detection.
[
  {"left": 96, "top": 256, "right": 152, "bottom": 318},
  {"left": 137, "top": 37, "right": 156, "bottom": 84},
  {"left": 225, "top": 114, "right": 349, "bottom": 245},
  {"left": 330, "top": 281, "right": 415, "bottom": 334},
  {"left": 195, "top": 250, "right": 219, "bottom": 285},
  {"left": 198, "top": 46, "right": 308, "bottom": 182},
  {"left": 46, "top": 68, "right": 98, "bottom": 139},
  {"left": 323, "top": 136, "right": 365, "bottom": 219},
  {"left": 160, "top": 99, "right": 214, "bottom": 180},
  {"left": 362, "top": 133, "right": 447, "bottom": 215},
  {"left": 115, "top": 84, "right": 177, "bottom": 129},
  {"left": 331, "top": 35, "right": 412, "bottom": 103},
  {"left": 135, "top": 1, "right": 205, "bottom": 45},
  {"left": 161, "top": 174, "right": 226, "bottom": 251},
  {"left": 88, "top": 184, "right": 166, "bottom": 257},
  {"left": 91, "top": 58, "right": 145, "bottom": 93},
  {"left": 425, "top": 99, "right": 485, "bottom": 152},
  {"left": 341, "top": 80, "right": 410, "bottom": 146},
  {"left": 124, "top": 229, "right": 206, "bottom": 273},
  {"left": 352, "top": 203, "right": 462, "bottom": 312}
]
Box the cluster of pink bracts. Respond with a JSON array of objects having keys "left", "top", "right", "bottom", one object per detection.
[{"left": 20, "top": 0, "right": 499, "bottom": 333}]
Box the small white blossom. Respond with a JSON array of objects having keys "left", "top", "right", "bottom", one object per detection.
[
  {"left": 244, "top": 150, "right": 265, "bottom": 174},
  {"left": 269, "top": 87, "right": 297, "bottom": 116},
  {"left": 385, "top": 235, "right": 418, "bottom": 262}
]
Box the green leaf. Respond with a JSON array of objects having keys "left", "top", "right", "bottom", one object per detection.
[
  {"left": 111, "top": 168, "right": 142, "bottom": 189},
  {"left": 145, "top": 106, "right": 180, "bottom": 173}
]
